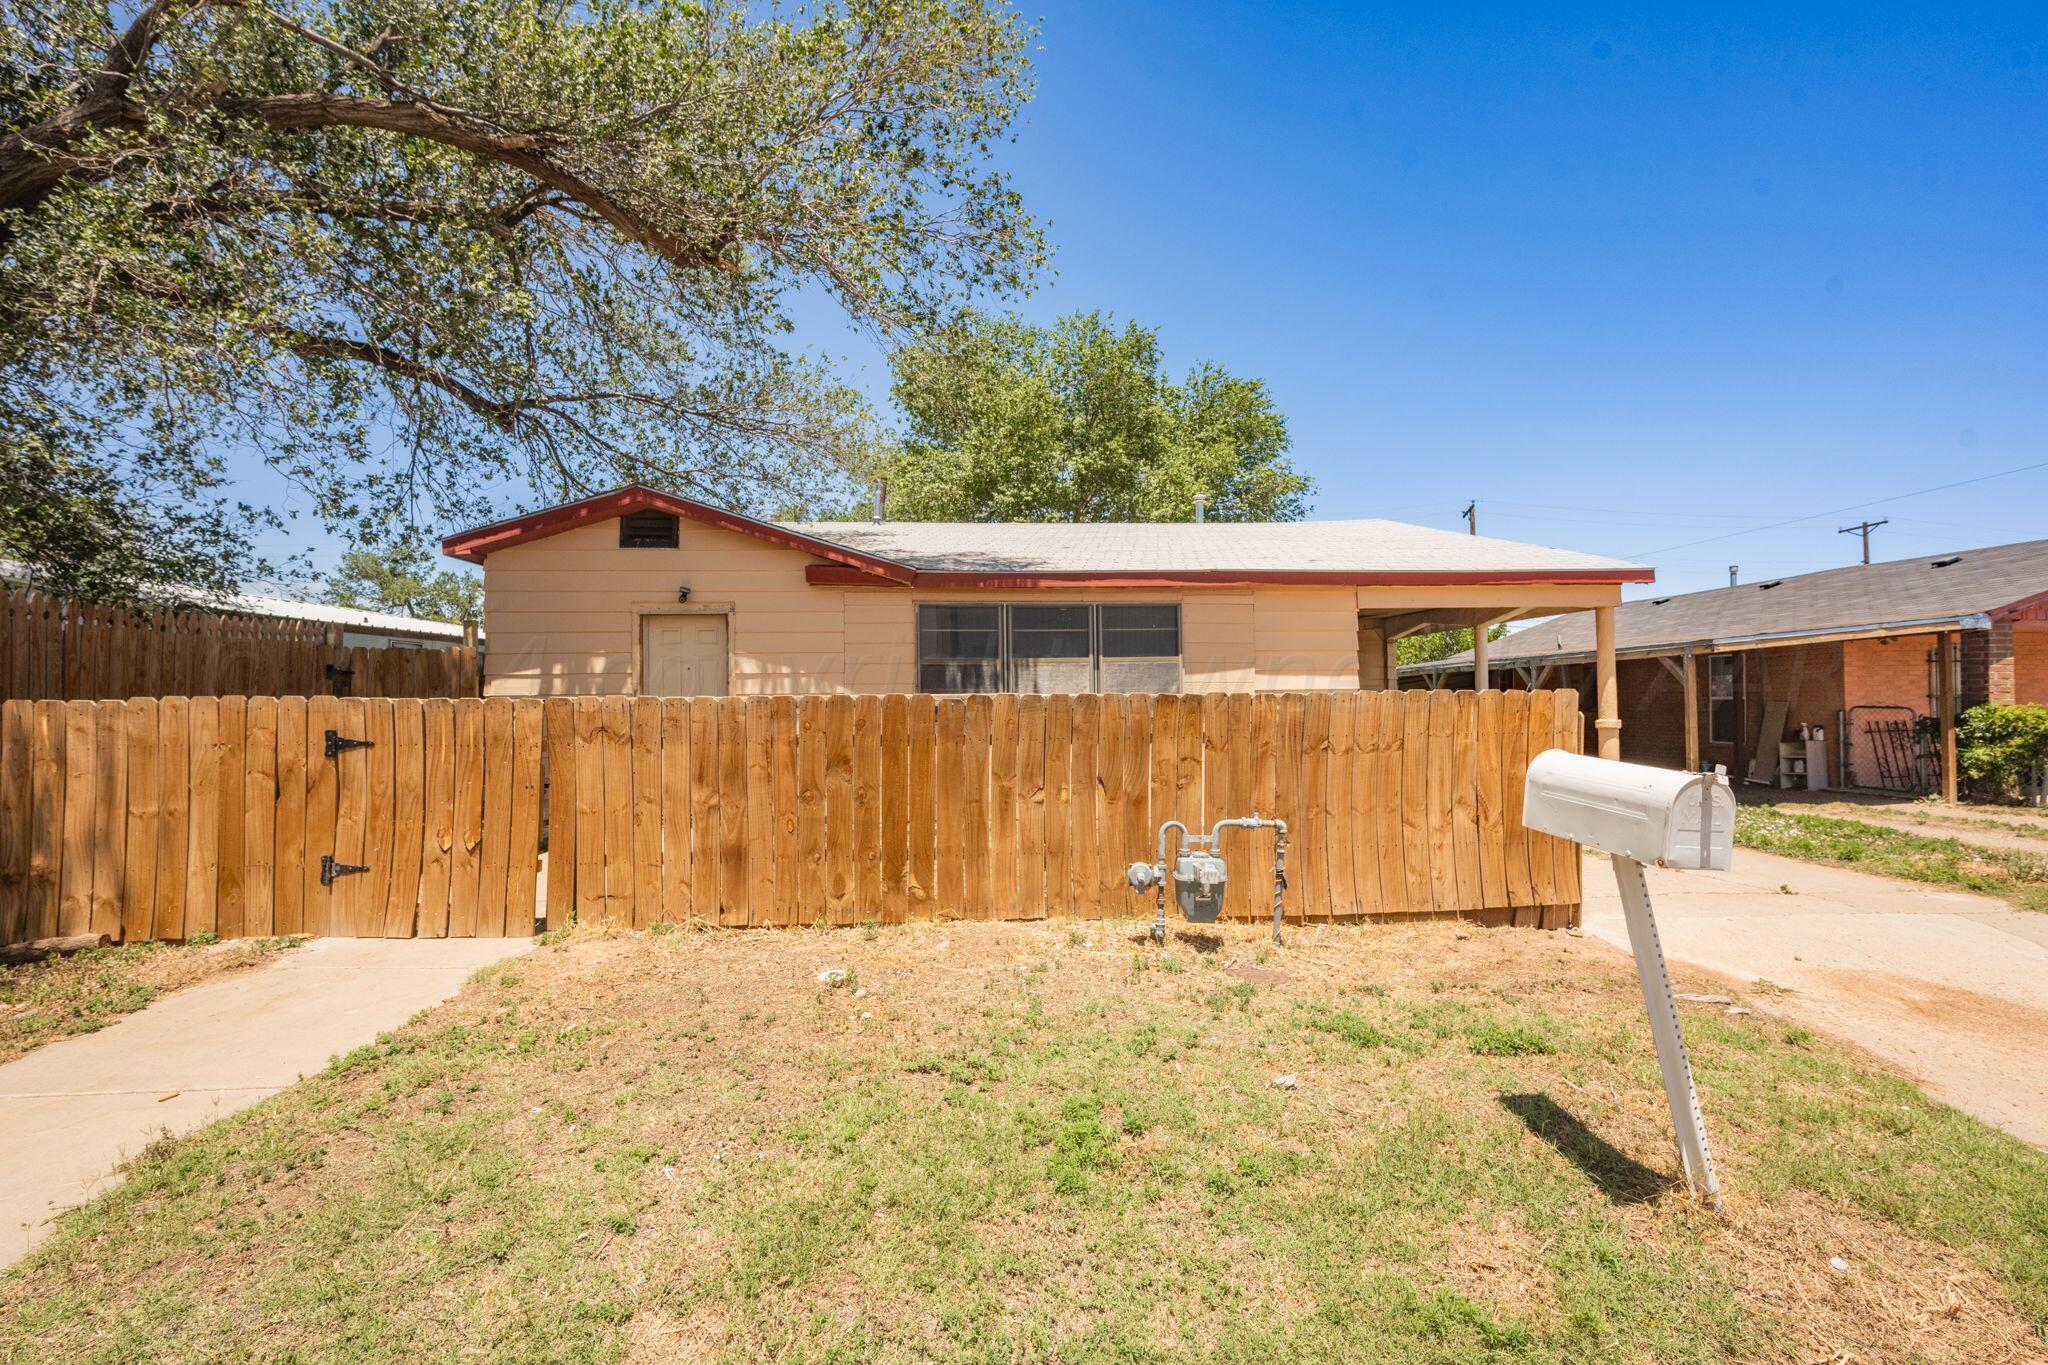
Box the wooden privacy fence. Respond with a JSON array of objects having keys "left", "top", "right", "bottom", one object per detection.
[
  {"left": 0, "top": 697, "right": 539, "bottom": 946},
  {"left": 0, "top": 689, "right": 1582, "bottom": 946},
  {"left": 1, "top": 586, "right": 481, "bottom": 702}
]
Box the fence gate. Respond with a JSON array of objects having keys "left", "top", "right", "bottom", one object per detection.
[
  {"left": 1845, "top": 705, "right": 1935, "bottom": 794},
  {"left": 0, "top": 697, "right": 541, "bottom": 945}
]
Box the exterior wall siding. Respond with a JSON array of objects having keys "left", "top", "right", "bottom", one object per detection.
[
  {"left": 1841, "top": 634, "right": 1937, "bottom": 720},
  {"left": 480, "top": 516, "right": 1399, "bottom": 697},
  {"left": 2016, "top": 627, "right": 2048, "bottom": 706}
]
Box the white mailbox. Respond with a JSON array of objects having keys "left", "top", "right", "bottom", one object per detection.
[
  {"left": 1523, "top": 750, "right": 1733, "bottom": 871},
  {"left": 1521, "top": 749, "right": 1731, "bottom": 1212}
]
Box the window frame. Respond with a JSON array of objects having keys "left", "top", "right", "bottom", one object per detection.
[
  {"left": 1707, "top": 654, "right": 1739, "bottom": 745},
  {"left": 913, "top": 602, "right": 1183, "bottom": 694}
]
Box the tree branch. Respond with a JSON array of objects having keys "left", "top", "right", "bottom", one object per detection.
[
  {"left": 270, "top": 327, "right": 521, "bottom": 427},
  {"left": 0, "top": 0, "right": 196, "bottom": 212},
  {"left": 218, "top": 93, "right": 741, "bottom": 272}
]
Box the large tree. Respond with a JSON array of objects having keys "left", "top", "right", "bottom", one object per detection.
[
  {"left": 876, "top": 310, "right": 1311, "bottom": 522},
  {"left": 0, "top": 0, "right": 1040, "bottom": 601},
  {"left": 324, "top": 541, "right": 478, "bottom": 622}
]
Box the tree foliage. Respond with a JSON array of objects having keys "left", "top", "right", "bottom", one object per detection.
[
  {"left": 323, "top": 541, "right": 478, "bottom": 622},
  {"left": 1395, "top": 623, "right": 1508, "bottom": 667},
  {"left": 874, "top": 310, "right": 1310, "bottom": 522},
  {"left": 1, "top": 0, "right": 1041, "bottom": 600}
]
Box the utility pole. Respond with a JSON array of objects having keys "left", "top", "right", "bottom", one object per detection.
[
  {"left": 1838, "top": 519, "right": 1888, "bottom": 565},
  {"left": 1463, "top": 501, "right": 1477, "bottom": 535}
]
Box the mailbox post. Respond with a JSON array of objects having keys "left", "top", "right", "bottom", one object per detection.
[{"left": 1523, "top": 751, "right": 1734, "bottom": 1211}]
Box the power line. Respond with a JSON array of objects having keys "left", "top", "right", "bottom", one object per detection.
[{"left": 1626, "top": 458, "right": 2048, "bottom": 558}]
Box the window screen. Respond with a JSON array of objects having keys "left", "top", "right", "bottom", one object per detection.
[
  {"left": 1009, "top": 604, "right": 1092, "bottom": 694},
  {"left": 1098, "top": 603, "right": 1182, "bottom": 693},
  {"left": 619, "top": 509, "right": 680, "bottom": 548},
  {"left": 917, "top": 604, "right": 1002, "bottom": 693},
  {"left": 1708, "top": 655, "right": 1738, "bottom": 745}
]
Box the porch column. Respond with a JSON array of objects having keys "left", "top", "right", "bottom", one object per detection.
[
  {"left": 1472, "top": 627, "right": 1490, "bottom": 690},
  {"left": 1938, "top": 629, "right": 1958, "bottom": 802},
  {"left": 1682, "top": 646, "right": 1699, "bottom": 772},
  {"left": 1594, "top": 605, "right": 1621, "bottom": 760}
]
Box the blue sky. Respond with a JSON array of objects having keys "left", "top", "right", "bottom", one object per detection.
[{"left": 268, "top": 3, "right": 2048, "bottom": 599}]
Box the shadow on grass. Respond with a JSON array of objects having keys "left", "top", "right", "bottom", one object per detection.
[{"left": 1498, "top": 1092, "right": 1673, "bottom": 1205}]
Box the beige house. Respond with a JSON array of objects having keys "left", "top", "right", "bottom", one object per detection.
[{"left": 442, "top": 486, "right": 1649, "bottom": 753}]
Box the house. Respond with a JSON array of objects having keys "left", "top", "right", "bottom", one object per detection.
[
  {"left": 440, "top": 486, "right": 1649, "bottom": 752},
  {"left": 213, "top": 593, "right": 478, "bottom": 652},
  {"left": 1400, "top": 536, "right": 2048, "bottom": 797},
  {"left": 0, "top": 559, "right": 476, "bottom": 651}
]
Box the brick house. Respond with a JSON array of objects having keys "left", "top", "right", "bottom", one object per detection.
[{"left": 1400, "top": 538, "right": 2048, "bottom": 795}]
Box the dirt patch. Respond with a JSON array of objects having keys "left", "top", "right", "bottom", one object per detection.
[
  {"left": 1810, "top": 966, "right": 2048, "bottom": 1038},
  {"left": 1798, "top": 801, "right": 2048, "bottom": 855}
]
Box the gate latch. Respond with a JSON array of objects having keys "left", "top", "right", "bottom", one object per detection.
[
  {"left": 320, "top": 855, "right": 370, "bottom": 886},
  {"left": 324, "top": 729, "right": 374, "bottom": 759}
]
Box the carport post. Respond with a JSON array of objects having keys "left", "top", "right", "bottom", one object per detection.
[
  {"left": 1938, "top": 630, "right": 1958, "bottom": 802},
  {"left": 1594, "top": 606, "right": 1621, "bottom": 760},
  {"left": 1682, "top": 646, "right": 1699, "bottom": 772},
  {"left": 1472, "top": 627, "right": 1489, "bottom": 690}
]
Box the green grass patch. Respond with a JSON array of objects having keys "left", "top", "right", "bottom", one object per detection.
[{"left": 1736, "top": 805, "right": 2048, "bottom": 911}]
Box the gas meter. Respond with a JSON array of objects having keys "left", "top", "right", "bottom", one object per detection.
[{"left": 1126, "top": 816, "right": 1290, "bottom": 943}]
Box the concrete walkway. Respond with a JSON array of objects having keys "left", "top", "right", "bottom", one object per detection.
[
  {"left": 0, "top": 936, "right": 529, "bottom": 1267},
  {"left": 1581, "top": 847, "right": 2048, "bottom": 1147}
]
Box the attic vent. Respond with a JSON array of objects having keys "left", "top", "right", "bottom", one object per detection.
[
  {"left": 1931, "top": 556, "right": 1961, "bottom": 568},
  {"left": 1651, "top": 597, "right": 1671, "bottom": 605},
  {"left": 1756, "top": 580, "right": 1782, "bottom": 591},
  {"left": 619, "top": 509, "right": 679, "bottom": 549}
]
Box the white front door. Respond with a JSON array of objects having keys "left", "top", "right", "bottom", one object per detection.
[{"left": 642, "top": 614, "right": 729, "bottom": 696}]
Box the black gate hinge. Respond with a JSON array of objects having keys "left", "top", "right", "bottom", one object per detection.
[
  {"left": 325, "top": 729, "right": 374, "bottom": 759},
  {"left": 324, "top": 663, "right": 355, "bottom": 683},
  {"left": 320, "top": 855, "right": 370, "bottom": 886}
]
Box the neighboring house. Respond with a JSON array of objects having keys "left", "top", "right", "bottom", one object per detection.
[
  {"left": 0, "top": 559, "right": 475, "bottom": 651},
  {"left": 440, "top": 486, "right": 1651, "bottom": 709},
  {"left": 216, "top": 592, "right": 478, "bottom": 652},
  {"left": 1400, "top": 537, "right": 2048, "bottom": 794}
]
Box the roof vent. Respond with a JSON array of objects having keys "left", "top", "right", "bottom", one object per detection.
[
  {"left": 619, "top": 509, "right": 680, "bottom": 549},
  {"left": 1931, "top": 556, "right": 1961, "bottom": 568},
  {"left": 1756, "top": 580, "right": 1782, "bottom": 591},
  {"left": 1651, "top": 597, "right": 1671, "bottom": 605}
]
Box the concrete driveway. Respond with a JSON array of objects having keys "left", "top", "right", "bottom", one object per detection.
[
  {"left": 1581, "top": 847, "right": 2048, "bottom": 1147},
  {"left": 0, "top": 935, "right": 530, "bottom": 1267}
]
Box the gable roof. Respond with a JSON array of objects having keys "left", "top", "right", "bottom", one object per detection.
[
  {"left": 442, "top": 486, "right": 1653, "bottom": 587},
  {"left": 1410, "top": 537, "right": 2048, "bottom": 671}
]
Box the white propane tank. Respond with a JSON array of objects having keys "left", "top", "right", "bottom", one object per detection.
[{"left": 1522, "top": 750, "right": 1733, "bottom": 871}]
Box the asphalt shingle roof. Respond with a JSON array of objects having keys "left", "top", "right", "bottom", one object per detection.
[
  {"left": 776, "top": 519, "right": 1646, "bottom": 577},
  {"left": 1421, "top": 537, "right": 2048, "bottom": 668}
]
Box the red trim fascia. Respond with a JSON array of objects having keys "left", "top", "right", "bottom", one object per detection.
[
  {"left": 442, "top": 486, "right": 916, "bottom": 581},
  {"left": 805, "top": 565, "right": 1654, "bottom": 589},
  {"left": 806, "top": 564, "right": 908, "bottom": 587},
  {"left": 1992, "top": 588, "right": 2048, "bottom": 621}
]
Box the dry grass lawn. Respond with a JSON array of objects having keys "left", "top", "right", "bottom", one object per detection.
[{"left": 2, "top": 916, "right": 2045, "bottom": 1363}]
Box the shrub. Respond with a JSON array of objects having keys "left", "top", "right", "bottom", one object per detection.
[{"left": 1957, "top": 703, "right": 2048, "bottom": 801}]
